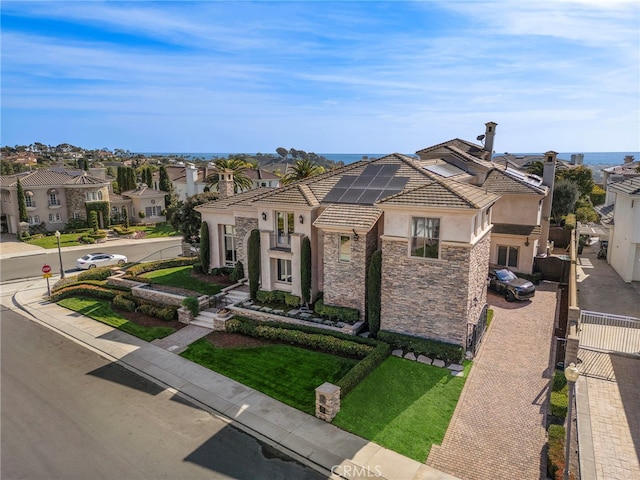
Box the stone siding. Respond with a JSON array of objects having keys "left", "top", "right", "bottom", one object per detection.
[
  {"left": 235, "top": 216, "right": 258, "bottom": 269},
  {"left": 65, "top": 188, "right": 88, "bottom": 220},
  {"left": 380, "top": 238, "right": 475, "bottom": 348},
  {"left": 466, "top": 233, "right": 491, "bottom": 329},
  {"left": 323, "top": 231, "right": 369, "bottom": 317}
]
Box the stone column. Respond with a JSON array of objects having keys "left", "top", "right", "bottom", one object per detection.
[{"left": 315, "top": 382, "right": 340, "bottom": 422}]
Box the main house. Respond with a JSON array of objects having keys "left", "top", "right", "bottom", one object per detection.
[
  {"left": 196, "top": 125, "right": 555, "bottom": 349},
  {"left": 0, "top": 167, "right": 167, "bottom": 234}
]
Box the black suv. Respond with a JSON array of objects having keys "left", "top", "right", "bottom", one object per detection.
[{"left": 488, "top": 268, "right": 536, "bottom": 302}]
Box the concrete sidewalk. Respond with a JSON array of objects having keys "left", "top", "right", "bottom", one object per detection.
[{"left": 10, "top": 278, "right": 459, "bottom": 480}]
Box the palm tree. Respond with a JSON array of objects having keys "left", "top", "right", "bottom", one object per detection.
[
  {"left": 205, "top": 157, "right": 253, "bottom": 193},
  {"left": 282, "top": 158, "right": 325, "bottom": 185},
  {"left": 526, "top": 161, "right": 544, "bottom": 177}
]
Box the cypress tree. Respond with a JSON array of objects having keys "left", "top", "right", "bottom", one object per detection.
[
  {"left": 145, "top": 167, "right": 153, "bottom": 187},
  {"left": 301, "top": 236, "right": 312, "bottom": 305},
  {"left": 366, "top": 249, "right": 382, "bottom": 336},
  {"left": 89, "top": 210, "right": 99, "bottom": 232},
  {"left": 122, "top": 206, "right": 129, "bottom": 229},
  {"left": 159, "top": 165, "right": 172, "bottom": 206},
  {"left": 199, "top": 221, "right": 210, "bottom": 274},
  {"left": 16, "top": 178, "right": 28, "bottom": 222},
  {"left": 248, "top": 229, "right": 260, "bottom": 300}
]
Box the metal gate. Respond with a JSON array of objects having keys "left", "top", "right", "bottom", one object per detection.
[
  {"left": 579, "top": 310, "right": 640, "bottom": 356},
  {"left": 467, "top": 304, "right": 489, "bottom": 356}
]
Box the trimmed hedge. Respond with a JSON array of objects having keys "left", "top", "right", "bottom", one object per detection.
[
  {"left": 256, "top": 289, "right": 286, "bottom": 304},
  {"left": 564, "top": 214, "right": 577, "bottom": 230},
  {"left": 550, "top": 390, "right": 568, "bottom": 419},
  {"left": 50, "top": 285, "right": 117, "bottom": 302},
  {"left": 52, "top": 278, "right": 107, "bottom": 293},
  {"left": 125, "top": 257, "right": 197, "bottom": 277},
  {"left": 182, "top": 296, "right": 200, "bottom": 316},
  {"left": 77, "top": 266, "right": 115, "bottom": 281},
  {"left": 314, "top": 297, "right": 359, "bottom": 324},
  {"left": 137, "top": 303, "right": 177, "bottom": 321},
  {"left": 517, "top": 271, "right": 544, "bottom": 285},
  {"left": 547, "top": 424, "right": 566, "bottom": 480},
  {"left": 285, "top": 292, "right": 301, "bottom": 307},
  {"left": 113, "top": 294, "right": 136, "bottom": 312},
  {"left": 336, "top": 342, "right": 391, "bottom": 397},
  {"left": 377, "top": 330, "right": 464, "bottom": 364}
]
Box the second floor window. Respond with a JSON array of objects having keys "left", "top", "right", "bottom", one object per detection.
[
  {"left": 411, "top": 217, "right": 440, "bottom": 259},
  {"left": 49, "top": 193, "right": 59, "bottom": 205},
  {"left": 339, "top": 235, "right": 351, "bottom": 262},
  {"left": 25, "top": 193, "right": 34, "bottom": 207},
  {"left": 276, "top": 211, "right": 294, "bottom": 248}
]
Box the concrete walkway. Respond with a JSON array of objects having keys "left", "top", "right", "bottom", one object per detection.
[
  {"left": 427, "top": 283, "right": 558, "bottom": 480},
  {"left": 8, "top": 277, "right": 459, "bottom": 480},
  {"left": 575, "top": 246, "right": 640, "bottom": 480}
]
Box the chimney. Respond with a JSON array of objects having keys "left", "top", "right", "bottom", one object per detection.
[
  {"left": 624, "top": 155, "right": 634, "bottom": 164},
  {"left": 570, "top": 154, "right": 584, "bottom": 165},
  {"left": 218, "top": 169, "right": 235, "bottom": 199},
  {"left": 538, "top": 151, "right": 557, "bottom": 255},
  {"left": 484, "top": 122, "right": 498, "bottom": 161},
  {"left": 185, "top": 163, "right": 198, "bottom": 196}
]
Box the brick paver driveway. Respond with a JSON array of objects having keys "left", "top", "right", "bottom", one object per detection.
[{"left": 427, "top": 282, "right": 557, "bottom": 480}]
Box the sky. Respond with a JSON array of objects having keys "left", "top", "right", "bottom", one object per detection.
[{"left": 2, "top": 0, "right": 639, "bottom": 154}]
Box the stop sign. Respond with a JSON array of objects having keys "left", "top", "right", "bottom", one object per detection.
[{"left": 42, "top": 264, "right": 52, "bottom": 274}]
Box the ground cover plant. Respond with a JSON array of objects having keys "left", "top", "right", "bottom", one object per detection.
[
  {"left": 57, "top": 297, "right": 175, "bottom": 341},
  {"left": 138, "top": 266, "right": 225, "bottom": 296},
  {"left": 332, "top": 356, "right": 471, "bottom": 462},
  {"left": 180, "top": 338, "right": 358, "bottom": 414}
]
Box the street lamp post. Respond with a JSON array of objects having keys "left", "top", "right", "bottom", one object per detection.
[
  {"left": 564, "top": 362, "right": 580, "bottom": 480},
  {"left": 55, "top": 230, "right": 65, "bottom": 279}
]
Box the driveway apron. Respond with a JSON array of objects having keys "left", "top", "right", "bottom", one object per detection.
[{"left": 427, "top": 282, "right": 557, "bottom": 480}]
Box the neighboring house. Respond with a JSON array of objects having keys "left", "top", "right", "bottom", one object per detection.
[
  {"left": 112, "top": 185, "right": 167, "bottom": 225},
  {"left": 161, "top": 164, "right": 280, "bottom": 202},
  {"left": 0, "top": 168, "right": 166, "bottom": 233},
  {"left": 601, "top": 155, "right": 639, "bottom": 204},
  {"left": 197, "top": 152, "right": 499, "bottom": 350},
  {"left": 605, "top": 177, "right": 640, "bottom": 282}
]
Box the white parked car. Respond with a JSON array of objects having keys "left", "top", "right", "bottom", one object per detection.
[{"left": 76, "top": 253, "right": 127, "bottom": 270}]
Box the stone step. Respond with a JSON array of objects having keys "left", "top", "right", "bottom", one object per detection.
[{"left": 190, "top": 317, "right": 214, "bottom": 329}]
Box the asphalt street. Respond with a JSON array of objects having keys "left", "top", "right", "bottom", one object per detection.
[{"left": 1, "top": 307, "right": 325, "bottom": 480}]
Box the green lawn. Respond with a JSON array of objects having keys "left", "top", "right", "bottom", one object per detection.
[
  {"left": 118, "top": 222, "right": 180, "bottom": 238},
  {"left": 58, "top": 297, "right": 175, "bottom": 341},
  {"left": 26, "top": 232, "right": 84, "bottom": 248},
  {"left": 181, "top": 339, "right": 358, "bottom": 414},
  {"left": 140, "top": 266, "right": 224, "bottom": 295},
  {"left": 332, "top": 356, "right": 471, "bottom": 462}
]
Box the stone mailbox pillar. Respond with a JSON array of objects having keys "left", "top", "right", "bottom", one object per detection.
[{"left": 315, "top": 382, "right": 340, "bottom": 422}]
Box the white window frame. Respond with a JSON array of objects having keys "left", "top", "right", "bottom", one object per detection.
[
  {"left": 223, "top": 225, "right": 237, "bottom": 267},
  {"left": 25, "top": 194, "right": 35, "bottom": 208},
  {"left": 410, "top": 217, "right": 440, "bottom": 259},
  {"left": 49, "top": 213, "right": 62, "bottom": 223},
  {"left": 277, "top": 258, "right": 292, "bottom": 283},
  {"left": 339, "top": 235, "right": 351, "bottom": 262}
]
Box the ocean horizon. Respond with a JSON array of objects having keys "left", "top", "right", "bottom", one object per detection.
[{"left": 138, "top": 151, "right": 639, "bottom": 167}]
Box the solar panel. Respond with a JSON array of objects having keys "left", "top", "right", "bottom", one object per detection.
[
  {"left": 323, "top": 163, "right": 408, "bottom": 205},
  {"left": 423, "top": 163, "right": 466, "bottom": 178}
]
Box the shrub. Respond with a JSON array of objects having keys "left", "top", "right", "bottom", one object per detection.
[
  {"left": 112, "top": 225, "right": 132, "bottom": 235},
  {"left": 113, "top": 294, "right": 136, "bottom": 312},
  {"left": 367, "top": 250, "right": 382, "bottom": 336},
  {"left": 284, "top": 292, "right": 301, "bottom": 307},
  {"left": 575, "top": 206, "right": 599, "bottom": 223},
  {"left": 90, "top": 230, "right": 107, "bottom": 240},
  {"left": 517, "top": 271, "right": 544, "bottom": 285},
  {"left": 125, "top": 257, "right": 197, "bottom": 277},
  {"left": 336, "top": 342, "right": 390, "bottom": 397},
  {"left": 563, "top": 214, "right": 576, "bottom": 230},
  {"left": 256, "top": 289, "right": 286, "bottom": 304},
  {"left": 211, "top": 266, "right": 234, "bottom": 276},
  {"left": 547, "top": 424, "right": 566, "bottom": 479},
  {"left": 248, "top": 229, "right": 260, "bottom": 300},
  {"left": 182, "top": 296, "right": 200, "bottom": 316},
  {"left": 64, "top": 218, "right": 87, "bottom": 231},
  {"left": 199, "top": 221, "right": 210, "bottom": 274},
  {"left": 79, "top": 235, "right": 96, "bottom": 244},
  {"left": 230, "top": 260, "right": 245, "bottom": 283},
  {"left": 314, "top": 297, "right": 359, "bottom": 324},
  {"left": 552, "top": 370, "right": 567, "bottom": 392},
  {"left": 550, "top": 389, "right": 568, "bottom": 419},
  {"left": 77, "top": 266, "right": 114, "bottom": 281},
  {"left": 137, "top": 303, "right": 177, "bottom": 321},
  {"left": 50, "top": 285, "right": 117, "bottom": 302},
  {"left": 89, "top": 211, "right": 99, "bottom": 232},
  {"left": 300, "top": 236, "right": 312, "bottom": 305},
  {"left": 377, "top": 330, "right": 464, "bottom": 364}
]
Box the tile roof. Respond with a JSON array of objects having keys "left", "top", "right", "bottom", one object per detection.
[
  {"left": 609, "top": 176, "right": 640, "bottom": 195},
  {"left": 377, "top": 178, "right": 499, "bottom": 209},
  {"left": 594, "top": 203, "right": 615, "bottom": 225},
  {"left": 482, "top": 169, "right": 547, "bottom": 195},
  {"left": 121, "top": 186, "right": 166, "bottom": 197},
  {"left": 0, "top": 169, "right": 109, "bottom": 188},
  {"left": 492, "top": 224, "right": 542, "bottom": 236},
  {"left": 195, "top": 153, "right": 499, "bottom": 213},
  {"left": 313, "top": 204, "right": 383, "bottom": 231},
  {"left": 416, "top": 138, "right": 487, "bottom": 158}
]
